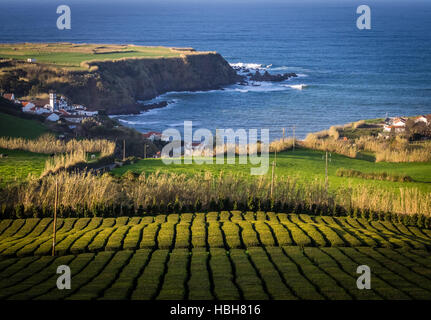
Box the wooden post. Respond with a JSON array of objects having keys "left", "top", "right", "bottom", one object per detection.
[
  {"left": 123, "top": 140, "right": 126, "bottom": 161},
  {"left": 325, "top": 151, "right": 328, "bottom": 193},
  {"left": 144, "top": 144, "right": 147, "bottom": 159},
  {"left": 270, "top": 151, "right": 277, "bottom": 198},
  {"left": 282, "top": 128, "right": 285, "bottom": 141},
  {"left": 52, "top": 178, "right": 58, "bottom": 256},
  {"left": 292, "top": 125, "right": 296, "bottom": 151}
]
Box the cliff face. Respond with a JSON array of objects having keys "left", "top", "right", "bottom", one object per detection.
[{"left": 0, "top": 52, "right": 239, "bottom": 114}]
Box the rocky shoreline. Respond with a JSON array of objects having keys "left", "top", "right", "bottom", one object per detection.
[
  {"left": 106, "top": 101, "right": 170, "bottom": 115},
  {"left": 109, "top": 65, "right": 298, "bottom": 115}
]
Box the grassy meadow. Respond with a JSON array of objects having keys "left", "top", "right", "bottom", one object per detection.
[
  {"left": 112, "top": 148, "right": 431, "bottom": 193},
  {"left": 0, "top": 43, "right": 186, "bottom": 70},
  {"left": 0, "top": 148, "right": 48, "bottom": 186}
]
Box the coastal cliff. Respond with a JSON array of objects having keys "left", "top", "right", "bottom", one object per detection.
[{"left": 0, "top": 50, "right": 239, "bottom": 114}]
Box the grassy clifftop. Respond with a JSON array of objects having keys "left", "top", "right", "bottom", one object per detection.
[
  {"left": 0, "top": 43, "right": 186, "bottom": 70},
  {"left": 0, "top": 43, "right": 239, "bottom": 113}
]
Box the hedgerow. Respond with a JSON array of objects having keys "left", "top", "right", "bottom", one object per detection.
[
  {"left": 131, "top": 249, "right": 169, "bottom": 300},
  {"left": 209, "top": 248, "right": 240, "bottom": 300},
  {"left": 188, "top": 248, "right": 212, "bottom": 300},
  {"left": 229, "top": 249, "right": 268, "bottom": 300},
  {"left": 101, "top": 249, "right": 151, "bottom": 300},
  {"left": 156, "top": 249, "right": 189, "bottom": 300},
  {"left": 284, "top": 246, "right": 351, "bottom": 300},
  {"left": 247, "top": 247, "right": 296, "bottom": 299}
]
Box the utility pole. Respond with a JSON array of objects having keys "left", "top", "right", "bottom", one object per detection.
[
  {"left": 123, "top": 139, "right": 126, "bottom": 161},
  {"left": 52, "top": 178, "right": 58, "bottom": 256},
  {"left": 282, "top": 128, "right": 285, "bottom": 142},
  {"left": 270, "top": 151, "right": 277, "bottom": 198},
  {"left": 144, "top": 144, "right": 147, "bottom": 159},
  {"left": 292, "top": 125, "right": 296, "bottom": 151},
  {"left": 324, "top": 151, "right": 332, "bottom": 193}
]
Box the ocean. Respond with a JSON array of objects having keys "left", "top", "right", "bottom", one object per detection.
[{"left": 1, "top": 0, "right": 431, "bottom": 139}]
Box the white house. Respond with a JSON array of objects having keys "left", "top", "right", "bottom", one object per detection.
[
  {"left": 3, "top": 93, "right": 15, "bottom": 101},
  {"left": 27, "top": 58, "right": 36, "bottom": 63},
  {"left": 143, "top": 131, "right": 163, "bottom": 141},
  {"left": 75, "top": 110, "right": 98, "bottom": 117},
  {"left": 392, "top": 118, "right": 406, "bottom": 127},
  {"left": 46, "top": 113, "right": 60, "bottom": 122},
  {"left": 35, "top": 107, "right": 51, "bottom": 115},
  {"left": 62, "top": 115, "right": 85, "bottom": 123},
  {"left": 3, "top": 93, "right": 20, "bottom": 104},
  {"left": 415, "top": 115, "right": 429, "bottom": 125},
  {"left": 383, "top": 124, "right": 405, "bottom": 133},
  {"left": 22, "top": 101, "right": 35, "bottom": 112}
]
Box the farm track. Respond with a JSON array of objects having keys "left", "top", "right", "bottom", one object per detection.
[{"left": 0, "top": 212, "right": 430, "bottom": 300}]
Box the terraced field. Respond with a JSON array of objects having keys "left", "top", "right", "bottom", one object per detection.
[{"left": 0, "top": 212, "right": 430, "bottom": 300}]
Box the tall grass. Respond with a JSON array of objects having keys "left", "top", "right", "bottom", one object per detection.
[
  {"left": 302, "top": 134, "right": 357, "bottom": 158},
  {"left": 356, "top": 136, "right": 431, "bottom": 162},
  {"left": 0, "top": 134, "right": 116, "bottom": 177},
  {"left": 269, "top": 138, "right": 295, "bottom": 152},
  {"left": 304, "top": 128, "right": 431, "bottom": 163},
  {"left": 2, "top": 171, "right": 429, "bottom": 217},
  {"left": 0, "top": 134, "right": 115, "bottom": 157},
  {"left": 43, "top": 150, "right": 87, "bottom": 174}
]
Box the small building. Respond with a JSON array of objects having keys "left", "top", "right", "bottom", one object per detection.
[
  {"left": 392, "top": 117, "right": 406, "bottom": 127},
  {"left": 21, "top": 101, "right": 35, "bottom": 112},
  {"left": 3, "top": 93, "right": 15, "bottom": 101},
  {"left": 35, "top": 107, "right": 51, "bottom": 115},
  {"left": 383, "top": 125, "right": 405, "bottom": 133},
  {"left": 46, "top": 113, "right": 60, "bottom": 122},
  {"left": 62, "top": 115, "right": 85, "bottom": 123},
  {"left": 75, "top": 110, "right": 98, "bottom": 117},
  {"left": 143, "top": 131, "right": 163, "bottom": 141},
  {"left": 27, "top": 58, "right": 36, "bottom": 63},
  {"left": 415, "top": 115, "right": 428, "bottom": 124}
]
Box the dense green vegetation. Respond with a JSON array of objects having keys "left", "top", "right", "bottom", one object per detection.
[
  {"left": 0, "top": 213, "right": 430, "bottom": 300},
  {"left": 112, "top": 148, "right": 431, "bottom": 192},
  {"left": 0, "top": 113, "right": 47, "bottom": 139},
  {"left": 0, "top": 43, "right": 184, "bottom": 69}
]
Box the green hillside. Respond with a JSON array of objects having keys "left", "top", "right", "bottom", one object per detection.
[{"left": 0, "top": 113, "right": 47, "bottom": 139}]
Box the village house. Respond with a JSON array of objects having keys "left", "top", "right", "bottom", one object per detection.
[
  {"left": 62, "top": 115, "right": 85, "bottom": 123},
  {"left": 383, "top": 117, "right": 407, "bottom": 133},
  {"left": 13, "top": 91, "right": 99, "bottom": 125},
  {"left": 415, "top": 114, "right": 431, "bottom": 125},
  {"left": 46, "top": 113, "right": 60, "bottom": 122},
  {"left": 3, "top": 93, "right": 20, "bottom": 104},
  {"left": 21, "top": 101, "right": 35, "bottom": 112},
  {"left": 143, "top": 131, "right": 165, "bottom": 141},
  {"left": 392, "top": 117, "right": 407, "bottom": 127}
]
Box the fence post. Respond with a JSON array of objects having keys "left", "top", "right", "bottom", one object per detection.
[{"left": 52, "top": 178, "right": 58, "bottom": 256}]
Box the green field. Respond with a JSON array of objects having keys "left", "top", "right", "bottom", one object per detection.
[
  {"left": 0, "top": 113, "right": 47, "bottom": 139},
  {"left": 112, "top": 149, "right": 431, "bottom": 192},
  {"left": 0, "top": 43, "right": 185, "bottom": 69},
  {"left": 0, "top": 148, "right": 48, "bottom": 185},
  {"left": 0, "top": 212, "right": 430, "bottom": 300}
]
